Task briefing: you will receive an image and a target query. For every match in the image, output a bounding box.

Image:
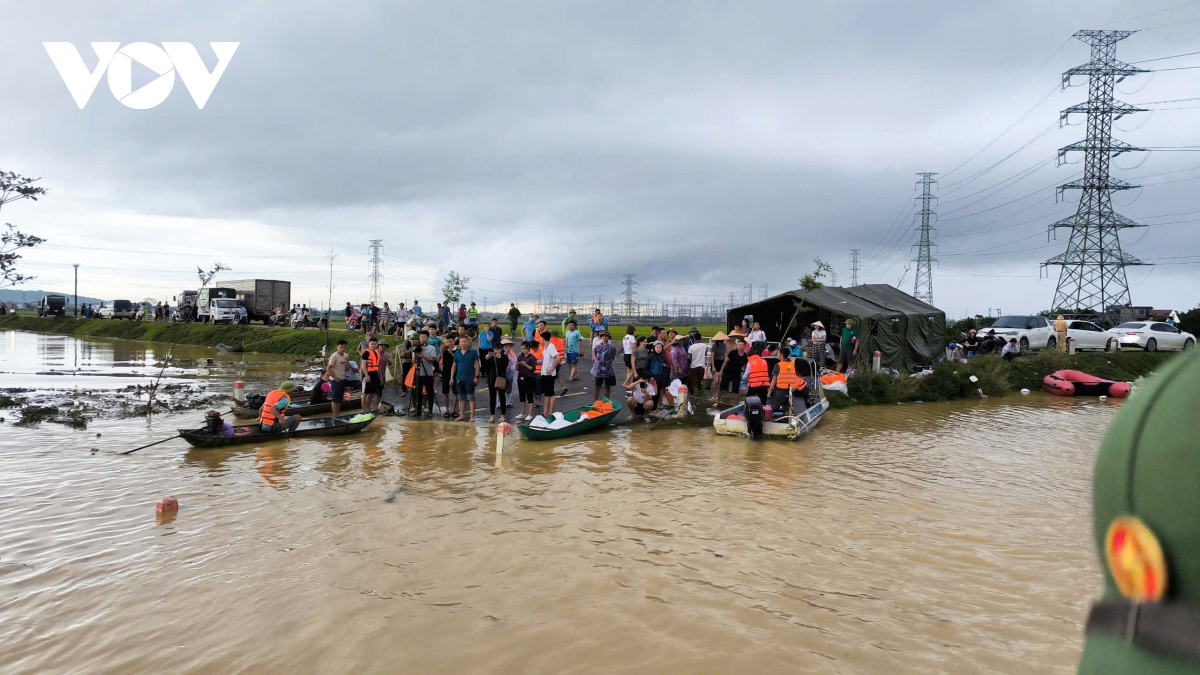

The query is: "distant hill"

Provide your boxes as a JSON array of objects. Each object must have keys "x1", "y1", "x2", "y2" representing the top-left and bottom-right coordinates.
[{"x1": 0, "y1": 289, "x2": 105, "y2": 305}]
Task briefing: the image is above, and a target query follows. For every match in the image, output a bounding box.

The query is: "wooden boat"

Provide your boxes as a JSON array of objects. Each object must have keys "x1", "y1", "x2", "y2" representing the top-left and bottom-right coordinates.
[
  {"x1": 517, "y1": 399, "x2": 622, "y2": 441},
  {"x1": 181, "y1": 412, "x2": 379, "y2": 448},
  {"x1": 713, "y1": 357, "x2": 829, "y2": 440},
  {"x1": 230, "y1": 394, "x2": 363, "y2": 419},
  {"x1": 216, "y1": 342, "x2": 243, "y2": 352}
]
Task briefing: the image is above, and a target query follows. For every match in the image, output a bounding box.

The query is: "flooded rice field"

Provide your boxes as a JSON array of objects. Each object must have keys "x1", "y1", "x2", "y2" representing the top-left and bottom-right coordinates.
[{"x1": 1, "y1": 330, "x2": 1108, "y2": 673}]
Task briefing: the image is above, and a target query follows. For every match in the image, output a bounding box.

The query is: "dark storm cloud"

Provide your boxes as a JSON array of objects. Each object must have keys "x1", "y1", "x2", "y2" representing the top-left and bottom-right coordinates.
[{"x1": 1, "y1": 0, "x2": 1197, "y2": 312}]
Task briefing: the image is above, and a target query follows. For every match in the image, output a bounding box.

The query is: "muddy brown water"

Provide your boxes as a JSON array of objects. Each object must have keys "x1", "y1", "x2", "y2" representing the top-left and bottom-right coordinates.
[{"x1": 1, "y1": 331, "x2": 1110, "y2": 673}]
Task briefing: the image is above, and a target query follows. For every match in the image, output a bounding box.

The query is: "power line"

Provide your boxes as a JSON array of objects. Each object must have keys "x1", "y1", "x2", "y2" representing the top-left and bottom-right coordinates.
[
  {"x1": 1130, "y1": 49, "x2": 1200, "y2": 63},
  {"x1": 1091, "y1": 0, "x2": 1200, "y2": 28}
]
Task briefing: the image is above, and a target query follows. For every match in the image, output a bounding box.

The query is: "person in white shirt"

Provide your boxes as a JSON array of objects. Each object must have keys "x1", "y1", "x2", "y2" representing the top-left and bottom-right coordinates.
[
  {"x1": 810, "y1": 321, "x2": 828, "y2": 371},
  {"x1": 1001, "y1": 338, "x2": 1021, "y2": 361},
  {"x1": 626, "y1": 378, "x2": 657, "y2": 422},
  {"x1": 686, "y1": 340, "x2": 709, "y2": 396},
  {"x1": 748, "y1": 322, "x2": 767, "y2": 355},
  {"x1": 539, "y1": 331, "x2": 562, "y2": 416},
  {"x1": 621, "y1": 325, "x2": 637, "y2": 387}
]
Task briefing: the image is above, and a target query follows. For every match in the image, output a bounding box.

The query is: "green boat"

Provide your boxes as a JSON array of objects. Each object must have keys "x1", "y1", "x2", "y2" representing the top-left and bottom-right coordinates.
[{"x1": 517, "y1": 399, "x2": 622, "y2": 441}]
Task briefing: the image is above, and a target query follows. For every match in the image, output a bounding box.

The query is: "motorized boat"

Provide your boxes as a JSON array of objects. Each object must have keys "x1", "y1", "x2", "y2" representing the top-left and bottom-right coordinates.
[
  {"x1": 229, "y1": 393, "x2": 363, "y2": 419},
  {"x1": 1042, "y1": 370, "x2": 1130, "y2": 398},
  {"x1": 713, "y1": 357, "x2": 829, "y2": 440}
]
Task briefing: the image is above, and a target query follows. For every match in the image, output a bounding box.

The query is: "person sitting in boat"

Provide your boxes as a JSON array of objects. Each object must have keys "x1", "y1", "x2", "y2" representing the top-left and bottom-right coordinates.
[
  {"x1": 309, "y1": 368, "x2": 332, "y2": 405},
  {"x1": 1001, "y1": 338, "x2": 1020, "y2": 361},
  {"x1": 260, "y1": 380, "x2": 302, "y2": 433},
  {"x1": 626, "y1": 378, "x2": 658, "y2": 422},
  {"x1": 768, "y1": 356, "x2": 808, "y2": 417}
]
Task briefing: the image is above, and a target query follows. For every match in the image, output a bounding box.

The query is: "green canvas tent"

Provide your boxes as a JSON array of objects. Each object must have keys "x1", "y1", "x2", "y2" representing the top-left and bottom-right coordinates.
[{"x1": 726, "y1": 284, "x2": 947, "y2": 370}]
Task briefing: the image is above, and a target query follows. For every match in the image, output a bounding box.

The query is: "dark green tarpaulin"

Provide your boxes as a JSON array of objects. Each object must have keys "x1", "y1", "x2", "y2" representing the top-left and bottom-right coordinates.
[{"x1": 726, "y1": 284, "x2": 947, "y2": 370}]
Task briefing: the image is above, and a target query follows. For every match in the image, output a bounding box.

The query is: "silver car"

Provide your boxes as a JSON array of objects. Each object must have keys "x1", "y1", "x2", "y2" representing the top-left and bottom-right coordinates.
[{"x1": 1109, "y1": 322, "x2": 1196, "y2": 352}]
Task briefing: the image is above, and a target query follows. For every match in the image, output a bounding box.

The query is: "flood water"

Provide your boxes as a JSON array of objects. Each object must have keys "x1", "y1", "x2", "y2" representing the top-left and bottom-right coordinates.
[{"x1": 1, "y1": 331, "x2": 1108, "y2": 674}]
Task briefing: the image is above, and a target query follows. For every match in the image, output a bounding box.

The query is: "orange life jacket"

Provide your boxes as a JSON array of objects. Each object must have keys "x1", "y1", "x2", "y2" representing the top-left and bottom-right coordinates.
[
  {"x1": 260, "y1": 390, "x2": 291, "y2": 428},
  {"x1": 775, "y1": 360, "x2": 808, "y2": 391},
  {"x1": 363, "y1": 349, "x2": 380, "y2": 373},
  {"x1": 747, "y1": 355, "x2": 770, "y2": 388},
  {"x1": 550, "y1": 337, "x2": 565, "y2": 354}
]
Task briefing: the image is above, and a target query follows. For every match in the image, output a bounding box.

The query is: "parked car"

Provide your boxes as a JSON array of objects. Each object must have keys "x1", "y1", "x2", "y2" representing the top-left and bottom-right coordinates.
[
  {"x1": 1061, "y1": 319, "x2": 1118, "y2": 352},
  {"x1": 982, "y1": 315, "x2": 1055, "y2": 354},
  {"x1": 1108, "y1": 322, "x2": 1196, "y2": 352}
]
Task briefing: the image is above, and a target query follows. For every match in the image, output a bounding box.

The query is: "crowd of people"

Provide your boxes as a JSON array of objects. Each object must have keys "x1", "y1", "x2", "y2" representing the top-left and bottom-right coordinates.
[{"x1": 305, "y1": 301, "x2": 866, "y2": 425}]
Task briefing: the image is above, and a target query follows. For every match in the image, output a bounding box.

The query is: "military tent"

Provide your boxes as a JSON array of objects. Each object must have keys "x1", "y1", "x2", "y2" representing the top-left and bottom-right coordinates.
[{"x1": 726, "y1": 284, "x2": 946, "y2": 370}]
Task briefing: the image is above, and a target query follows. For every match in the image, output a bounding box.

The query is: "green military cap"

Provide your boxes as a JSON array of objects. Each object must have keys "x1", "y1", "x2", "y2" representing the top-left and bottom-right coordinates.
[{"x1": 1080, "y1": 351, "x2": 1200, "y2": 673}]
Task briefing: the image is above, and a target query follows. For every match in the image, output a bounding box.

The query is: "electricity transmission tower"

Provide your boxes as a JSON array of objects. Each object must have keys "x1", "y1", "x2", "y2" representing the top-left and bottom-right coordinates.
[
  {"x1": 1042, "y1": 30, "x2": 1147, "y2": 315},
  {"x1": 912, "y1": 173, "x2": 937, "y2": 305},
  {"x1": 621, "y1": 274, "x2": 637, "y2": 317},
  {"x1": 368, "y1": 239, "x2": 384, "y2": 304},
  {"x1": 849, "y1": 249, "x2": 861, "y2": 286}
]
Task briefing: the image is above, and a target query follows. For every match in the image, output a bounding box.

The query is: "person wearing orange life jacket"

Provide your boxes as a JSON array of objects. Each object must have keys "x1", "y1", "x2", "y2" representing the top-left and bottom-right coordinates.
[
  {"x1": 745, "y1": 352, "x2": 771, "y2": 403},
  {"x1": 769, "y1": 357, "x2": 809, "y2": 416},
  {"x1": 361, "y1": 337, "x2": 383, "y2": 412},
  {"x1": 260, "y1": 380, "x2": 302, "y2": 433}
]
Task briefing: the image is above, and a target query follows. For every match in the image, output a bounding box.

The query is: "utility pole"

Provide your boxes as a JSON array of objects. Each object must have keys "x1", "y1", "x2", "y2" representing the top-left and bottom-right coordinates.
[
  {"x1": 849, "y1": 249, "x2": 861, "y2": 286},
  {"x1": 1042, "y1": 30, "x2": 1147, "y2": 317},
  {"x1": 912, "y1": 172, "x2": 938, "y2": 306},
  {"x1": 621, "y1": 274, "x2": 637, "y2": 317},
  {"x1": 368, "y1": 239, "x2": 384, "y2": 304},
  {"x1": 73, "y1": 263, "x2": 79, "y2": 316}
]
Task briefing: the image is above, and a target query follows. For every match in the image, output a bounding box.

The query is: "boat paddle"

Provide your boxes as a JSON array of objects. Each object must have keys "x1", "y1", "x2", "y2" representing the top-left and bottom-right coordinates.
[{"x1": 120, "y1": 434, "x2": 182, "y2": 455}]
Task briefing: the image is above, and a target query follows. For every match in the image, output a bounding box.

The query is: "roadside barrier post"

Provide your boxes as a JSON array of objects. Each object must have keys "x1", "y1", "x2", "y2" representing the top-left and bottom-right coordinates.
[{"x1": 872, "y1": 351, "x2": 881, "y2": 372}]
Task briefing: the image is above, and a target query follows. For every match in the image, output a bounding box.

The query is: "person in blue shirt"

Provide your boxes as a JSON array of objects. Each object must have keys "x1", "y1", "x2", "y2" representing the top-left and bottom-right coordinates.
[
  {"x1": 411, "y1": 300, "x2": 422, "y2": 320},
  {"x1": 564, "y1": 320, "x2": 583, "y2": 382},
  {"x1": 523, "y1": 314, "x2": 539, "y2": 343},
  {"x1": 449, "y1": 336, "x2": 480, "y2": 421},
  {"x1": 589, "y1": 309, "x2": 608, "y2": 337}
]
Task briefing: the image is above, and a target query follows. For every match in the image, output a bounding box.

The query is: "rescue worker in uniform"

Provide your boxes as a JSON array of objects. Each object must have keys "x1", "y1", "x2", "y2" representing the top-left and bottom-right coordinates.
[
  {"x1": 361, "y1": 337, "x2": 382, "y2": 412},
  {"x1": 260, "y1": 380, "x2": 301, "y2": 433},
  {"x1": 745, "y1": 351, "x2": 771, "y2": 403},
  {"x1": 1079, "y1": 350, "x2": 1200, "y2": 673},
  {"x1": 767, "y1": 356, "x2": 809, "y2": 416}
]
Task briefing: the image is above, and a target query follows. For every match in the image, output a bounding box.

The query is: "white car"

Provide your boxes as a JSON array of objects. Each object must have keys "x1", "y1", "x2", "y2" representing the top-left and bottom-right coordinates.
[
  {"x1": 1061, "y1": 319, "x2": 1119, "y2": 352},
  {"x1": 986, "y1": 315, "x2": 1056, "y2": 354},
  {"x1": 1109, "y1": 322, "x2": 1196, "y2": 352}
]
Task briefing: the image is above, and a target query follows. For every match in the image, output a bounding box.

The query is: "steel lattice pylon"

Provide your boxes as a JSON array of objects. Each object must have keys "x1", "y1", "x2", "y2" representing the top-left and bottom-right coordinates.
[
  {"x1": 621, "y1": 274, "x2": 637, "y2": 317},
  {"x1": 368, "y1": 239, "x2": 384, "y2": 304},
  {"x1": 1042, "y1": 30, "x2": 1147, "y2": 315},
  {"x1": 848, "y1": 249, "x2": 860, "y2": 286},
  {"x1": 912, "y1": 173, "x2": 937, "y2": 305}
]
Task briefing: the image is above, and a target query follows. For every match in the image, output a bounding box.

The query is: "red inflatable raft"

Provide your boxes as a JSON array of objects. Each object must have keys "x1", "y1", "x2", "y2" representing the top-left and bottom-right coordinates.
[{"x1": 1042, "y1": 370, "x2": 1131, "y2": 398}]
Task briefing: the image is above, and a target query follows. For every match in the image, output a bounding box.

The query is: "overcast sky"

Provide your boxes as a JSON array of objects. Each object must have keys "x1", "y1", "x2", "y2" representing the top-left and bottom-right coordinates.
[{"x1": 2, "y1": 0, "x2": 1198, "y2": 317}]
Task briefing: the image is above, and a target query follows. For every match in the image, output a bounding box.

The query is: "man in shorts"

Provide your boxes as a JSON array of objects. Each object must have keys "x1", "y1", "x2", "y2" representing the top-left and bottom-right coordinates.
[
  {"x1": 590, "y1": 330, "x2": 618, "y2": 402},
  {"x1": 626, "y1": 379, "x2": 657, "y2": 422},
  {"x1": 327, "y1": 339, "x2": 352, "y2": 416},
  {"x1": 564, "y1": 320, "x2": 583, "y2": 382},
  {"x1": 539, "y1": 330, "x2": 562, "y2": 417},
  {"x1": 449, "y1": 336, "x2": 479, "y2": 422}
]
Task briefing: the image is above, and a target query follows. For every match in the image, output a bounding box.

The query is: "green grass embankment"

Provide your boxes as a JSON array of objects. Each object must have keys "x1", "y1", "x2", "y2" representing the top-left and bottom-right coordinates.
[
  {"x1": 829, "y1": 350, "x2": 1180, "y2": 408},
  {"x1": 0, "y1": 316, "x2": 359, "y2": 356}
]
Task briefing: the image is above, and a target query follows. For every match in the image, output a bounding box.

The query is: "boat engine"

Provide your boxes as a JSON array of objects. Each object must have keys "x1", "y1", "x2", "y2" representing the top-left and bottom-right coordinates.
[{"x1": 744, "y1": 396, "x2": 765, "y2": 440}]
